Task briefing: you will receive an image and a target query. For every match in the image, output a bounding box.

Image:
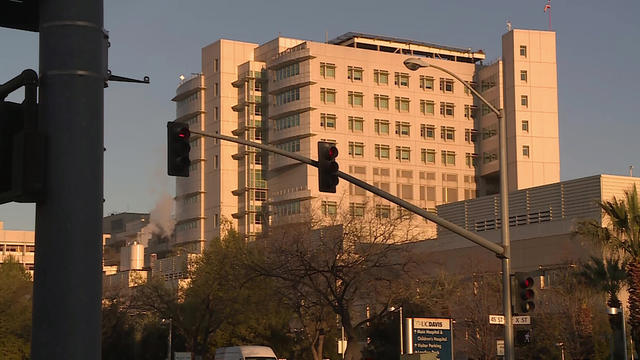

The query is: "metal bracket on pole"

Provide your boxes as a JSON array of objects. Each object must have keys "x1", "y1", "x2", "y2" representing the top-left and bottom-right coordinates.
[{"x1": 105, "y1": 70, "x2": 150, "y2": 86}]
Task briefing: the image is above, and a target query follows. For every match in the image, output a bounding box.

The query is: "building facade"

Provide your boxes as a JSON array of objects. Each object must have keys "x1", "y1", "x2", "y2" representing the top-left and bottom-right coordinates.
[
  {"x1": 172, "y1": 29, "x2": 560, "y2": 246},
  {"x1": 0, "y1": 221, "x2": 35, "y2": 276}
]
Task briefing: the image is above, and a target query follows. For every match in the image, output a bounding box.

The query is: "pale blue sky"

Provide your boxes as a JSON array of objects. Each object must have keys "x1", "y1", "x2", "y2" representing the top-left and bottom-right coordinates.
[{"x1": 1, "y1": 0, "x2": 639, "y2": 230}]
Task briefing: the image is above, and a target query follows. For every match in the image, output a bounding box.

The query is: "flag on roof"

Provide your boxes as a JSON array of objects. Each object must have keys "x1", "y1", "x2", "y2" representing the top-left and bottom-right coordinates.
[{"x1": 544, "y1": 1, "x2": 551, "y2": 12}]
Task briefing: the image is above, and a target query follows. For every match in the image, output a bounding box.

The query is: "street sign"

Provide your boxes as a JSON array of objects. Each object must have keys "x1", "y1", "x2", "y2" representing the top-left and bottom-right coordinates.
[
  {"x1": 407, "y1": 317, "x2": 453, "y2": 360},
  {"x1": 489, "y1": 315, "x2": 531, "y2": 325},
  {"x1": 497, "y1": 339, "x2": 505, "y2": 356}
]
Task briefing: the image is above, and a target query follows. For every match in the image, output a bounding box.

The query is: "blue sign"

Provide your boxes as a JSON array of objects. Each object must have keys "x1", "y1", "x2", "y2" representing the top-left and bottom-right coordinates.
[{"x1": 409, "y1": 317, "x2": 453, "y2": 360}]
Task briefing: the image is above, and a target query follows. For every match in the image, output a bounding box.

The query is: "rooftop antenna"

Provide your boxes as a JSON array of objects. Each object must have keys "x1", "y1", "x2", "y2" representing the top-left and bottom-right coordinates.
[
  {"x1": 325, "y1": 31, "x2": 328, "y2": 43},
  {"x1": 544, "y1": 0, "x2": 552, "y2": 30},
  {"x1": 630, "y1": 165, "x2": 634, "y2": 177},
  {"x1": 506, "y1": 20, "x2": 512, "y2": 32}
]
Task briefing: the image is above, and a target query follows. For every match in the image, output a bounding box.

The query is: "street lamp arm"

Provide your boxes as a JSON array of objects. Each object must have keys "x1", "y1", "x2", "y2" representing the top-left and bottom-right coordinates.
[{"x1": 403, "y1": 58, "x2": 500, "y2": 117}]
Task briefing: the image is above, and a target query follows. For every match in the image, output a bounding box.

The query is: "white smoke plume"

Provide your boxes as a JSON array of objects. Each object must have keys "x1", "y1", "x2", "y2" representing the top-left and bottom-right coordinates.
[{"x1": 139, "y1": 193, "x2": 176, "y2": 246}]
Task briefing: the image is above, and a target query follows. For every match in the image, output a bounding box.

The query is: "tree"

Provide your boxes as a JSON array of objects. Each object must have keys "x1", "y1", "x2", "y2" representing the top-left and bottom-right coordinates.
[
  {"x1": 577, "y1": 255, "x2": 628, "y2": 359},
  {"x1": 576, "y1": 185, "x2": 640, "y2": 355},
  {"x1": 258, "y1": 204, "x2": 426, "y2": 360},
  {"x1": 0, "y1": 257, "x2": 32, "y2": 360},
  {"x1": 133, "y1": 230, "x2": 293, "y2": 359}
]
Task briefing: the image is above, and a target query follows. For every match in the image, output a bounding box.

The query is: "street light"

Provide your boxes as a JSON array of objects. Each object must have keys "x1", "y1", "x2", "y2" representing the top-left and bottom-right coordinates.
[
  {"x1": 162, "y1": 318, "x2": 172, "y2": 360},
  {"x1": 404, "y1": 57, "x2": 514, "y2": 360},
  {"x1": 389, "y1": 306, "x2": 404, "y2": 355}
]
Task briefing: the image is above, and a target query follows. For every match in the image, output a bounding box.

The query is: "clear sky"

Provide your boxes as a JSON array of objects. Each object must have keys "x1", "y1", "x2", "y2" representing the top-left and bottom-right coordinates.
[{"x1": 1, "y1": 0, "x2": 639, "y2": 230}]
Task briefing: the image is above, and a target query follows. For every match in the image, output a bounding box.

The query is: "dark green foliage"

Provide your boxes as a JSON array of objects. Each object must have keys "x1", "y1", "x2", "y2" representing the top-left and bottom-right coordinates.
[{"x1": 0, "y1": 257, "x2": 32, "y2": 360}]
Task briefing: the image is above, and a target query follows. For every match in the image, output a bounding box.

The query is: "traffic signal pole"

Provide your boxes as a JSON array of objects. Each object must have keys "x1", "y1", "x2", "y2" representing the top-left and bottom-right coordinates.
[{"x1": 32, "y1": 0, "x2": 104, "y2": 358}]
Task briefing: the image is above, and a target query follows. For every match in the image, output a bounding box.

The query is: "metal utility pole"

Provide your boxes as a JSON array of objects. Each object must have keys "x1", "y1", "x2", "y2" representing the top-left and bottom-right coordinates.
[
  {"x1": 32, "y1": 0, "x2": 105, "y2": 359},
  {"x1": 403, "y1": 58, "x2": 514, "y2": 360}
]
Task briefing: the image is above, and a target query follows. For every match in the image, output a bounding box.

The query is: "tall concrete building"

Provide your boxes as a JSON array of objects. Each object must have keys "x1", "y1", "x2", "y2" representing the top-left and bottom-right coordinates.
[{"x1": 172, "y1": 29, "x2": 560, "y2": 247}]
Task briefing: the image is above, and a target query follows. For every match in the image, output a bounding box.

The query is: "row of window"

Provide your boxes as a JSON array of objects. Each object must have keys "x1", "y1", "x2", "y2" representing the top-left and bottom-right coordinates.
[
  {"x1": 316, "y1": 114, "x2": 477, "y2": 142},
  {"x1": 276, "y1": 62, "x2": 300, "y2": 81},
  {"x1": 1, "y1": 244, "x2": 36, "y2": 253},
  {"x1": 347, "y1": 144, "x2": 477, "y2": 168},
  {"x1": 317, "y1": 88, "x2": 472, "y2": 117},
  {"x1": 275, "y1": 88, "x2": 300, "y2": 106},
  {"x1": 317, "y1": 62, "x2": 466, "y2": 94}
]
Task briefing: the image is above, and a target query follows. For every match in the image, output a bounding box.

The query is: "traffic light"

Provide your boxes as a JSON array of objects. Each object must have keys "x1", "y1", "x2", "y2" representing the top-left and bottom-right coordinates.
[
  {"x1": 516, "y1": 329, "x2": 532, "y2": 346},
  {"x1": 167, "y1": 121, "x2": 191, "y2": 177},
  {"x1": 0, "y1": 70, "x2": 44, "y2": 205},
  {"x1": 513, "y1": 272, "x2": 536, "y2": 314},
  {"x1": 318, "y1": 141, "x2": 339, "y2": 193}
]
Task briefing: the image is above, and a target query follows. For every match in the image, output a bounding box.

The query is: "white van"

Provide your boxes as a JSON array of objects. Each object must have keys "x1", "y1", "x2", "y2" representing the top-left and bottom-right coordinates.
[{"x1": 214, "y1": 345, "x2": 278, "y2": 360}]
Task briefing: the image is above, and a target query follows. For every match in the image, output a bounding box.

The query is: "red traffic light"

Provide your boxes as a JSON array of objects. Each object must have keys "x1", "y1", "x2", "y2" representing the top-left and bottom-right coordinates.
[
  {"x1": 178, "y1": 128, "x2": 190, "y2": 138},
  {"x1": 328, "y1": 146, "x2": 338, "y2": 159},
  {"x1": 521, "y1": 277, "x2": 534, "y2": 288}
]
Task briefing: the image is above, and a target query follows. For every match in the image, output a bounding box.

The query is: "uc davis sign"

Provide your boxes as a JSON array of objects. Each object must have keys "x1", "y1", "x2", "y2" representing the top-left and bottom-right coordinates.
[{"x1": 405, "y1": 317, "x2": 453, "y2": 360}]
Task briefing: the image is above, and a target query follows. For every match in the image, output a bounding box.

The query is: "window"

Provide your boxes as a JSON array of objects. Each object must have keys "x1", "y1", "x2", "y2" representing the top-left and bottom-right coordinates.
[
  {"x1": 440, "y1": 126, "x2": 455, "y2": 141},
  {"x1": 395, "y1": 146, "x2": 411, "y2": 161},
  {"x1": 320, "y1": 62, "x2": 336, "y2": 78},
  {"x1": 348, "y1": 116, "x2": 364, "y2": 132},
  {"x1": 523, "y1": 145, "x2": 530, "y2": 158},
  {"x1": 276, "y1": 139, "x2": 301, "y2": 153},
  {"x1": 394, "y1": 72, "x2": 409, "y2": 87},
  {"x1": 254, "y1": 104, "x2": 262, "y2": 116},
  {"x1": 348, "y1": 142, "x2": 364, "y2": 157},
  {"x1": 397, "y1": 184, "x2": 413, "y2": 200},
  {"x1": 481, "y1": 76, "x2": 497, "y2": 91},
  {"x1": 275, "y1": 88, "x2": 300, "y2": 106},
  {"x1": 420, "y1": 100, "x2": 435, "y2": 115},
  {"x1": 440, "y1": 78, "x2": 454, "y2": 93},
  {"x1": 374, "y1": 119, "x2": 389, "y2": 135},
  {"x1": 521, "y1": 95, "x2": 528, "y2": 107},
  {"x1": 250, "y1": 169, "x2": 266, "y2": 188},
  {"x1": 440, "y1": 102, "x2": 455, "y2": 117},
  {"x1": 482, "y1": 124, "x2": 497, "y2": 139},
  {"x1": 214, "y1": 58, "x2": 219, "y2": 72},
  {"x1": 464, "y1": 105, "x2": 476, "y2": 119},
  {"x1": 376, "y1": 204, "x2": 391, "y2": 218},
  {"x1": 420, "y1": 75, "x2": 434, "y2": 90},
  {"x1": 214, "y1": 82, "x2": 219, "y2": 97},
  {"x1": 421, "y1": 149, "x2": 436, "y2": 164},
  {"x1": 442, "y1": 187, "x2": 458, "y2": 203},
  {"x1": 252, "y1": 152, "x2": 262, "y2": 165},
  {"x1": 348, "y1": 91, "x2": 364, "y2": 107},
  {"x1": 522, "y1": 120, "x2": 529, "y2": 132},
  {"x1": 375, "y1": 144, "x2": 390, "y2": 159},
  {"x1": 252, "y1": 190, "x2": 267, "y2": 202},
  {"x1": 520, "y1": 70, "x2": 528, "y2": 82},
  {"x1": 520, "y1": 45, "x2": 527, "y2": 57},
  {"x1": 464, "y1": 129, "x2": 477, "y2": 143},
  {"x1": 374, "y1": 69, "x2": 389, "y2": 85},
  {"x1": 483, "y1": 152, "x2": 497, "y2": 164},
  {"x1": 254, "y1": 80, "x2": 262, "y2": 92},
  {"x1": 275, "y1": 113, "x2": 300, "y2": 130},
  {"x1": 348, "y1": 66, "x2": 363, "y2": 81},
  {"x1": 441, "y1": 151, "x2": 456, "y2": 166},
  {"x1": 322, "y1": 201, "x2": 338, "y2": 216},
  {"x1": 276, "y1": 62, "x2": 300, "y2": 80},
  {"x1": 374, "y1": 94, "x2": 389, "y2": 110},
  {"x1": 320, "y1": 88, "x2": 336, "y2": 104},
  {"x1": 276, "y1": 200, "x2": 301, "y2": 216},
  {"x1": 420, "y1": 124, "x2": 436, "y2": 139},
  {"x1": 350, "y1": 203, "x2": 365, "y2": 217},
  {"x1": 395, "y1": 97, "x2": 410, "y2": 112},
  {"x1": 320, "y1": 113, "x2": 336, "y2": 129},
  {"x1": 395, "y1": 122, "x2": 410, "y2": 137},
  {"x1": 465, "y1": 153, "x2": 478, "y2": 168},
  {"x1": 252, "y1": 128, "x2": 262, "y2": 141}
]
